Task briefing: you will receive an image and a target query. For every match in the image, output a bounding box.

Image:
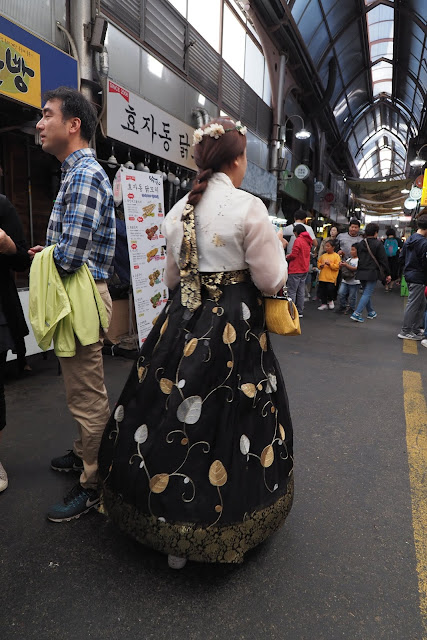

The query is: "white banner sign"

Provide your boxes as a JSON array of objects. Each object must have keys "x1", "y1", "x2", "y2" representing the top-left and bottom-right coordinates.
[
  {"x1": 106, "y1": 79, "x2": 197, "y2": 171},
  {"x1": 121, "y1": 168, "x2": 168, "y2": 345}
]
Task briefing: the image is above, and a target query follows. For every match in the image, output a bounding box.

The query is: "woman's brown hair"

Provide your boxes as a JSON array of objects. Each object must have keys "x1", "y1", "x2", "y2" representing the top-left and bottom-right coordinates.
[{"x1": 187, "y1": 117, "x2": 247, "y2": 207}]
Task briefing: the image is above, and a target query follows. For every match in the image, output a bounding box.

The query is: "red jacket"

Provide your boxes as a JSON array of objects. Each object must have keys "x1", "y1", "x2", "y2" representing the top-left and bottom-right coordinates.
[{"x1": 286, "y1": 231, "x2": 313, "y2": 274}]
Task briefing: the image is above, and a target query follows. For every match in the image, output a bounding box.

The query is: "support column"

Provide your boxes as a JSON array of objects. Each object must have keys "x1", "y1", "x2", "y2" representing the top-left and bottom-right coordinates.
[{"x1": 69, "y1": 0, "x2": 93, "y2": 102}]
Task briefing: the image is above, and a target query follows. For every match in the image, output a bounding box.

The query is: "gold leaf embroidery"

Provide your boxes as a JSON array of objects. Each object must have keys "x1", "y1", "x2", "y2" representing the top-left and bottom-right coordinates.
[
  {"x1": 261, "y1": 445, "x2": 274, "y2": 468},
  {"x1": 160, "y1": 378, "x2": 174, "y2": 394},
  {"x1": 183, "y1": 338, "x2": 198, "y2": 357},
  {"x1": 279, "y1": 424, "x2": 285, "y2": 441},
  {"x1": 223, "y1": 323, "x2": 236, "y2": 344},
  {"x1": 160, "y1": 317, "x2": 169, "y2": 335},
  {"x1": 209, "y1": 460, "x2": 228, "y2": 487},
  {"x1": 212, "y1": 233, "x2": 225, "y2": 247},
  {"x1": 260, "y1": 333, "x2": 267, "y2": 351},
  {"x1": 241, "y1": 383, "x2": 256, "y2": 398},
  {"x1": 150, "y1": 473, "x2": 169, "y2": 494},
  {"x1": 137, "y1": 366, "x2": 146, "y2": 382}
]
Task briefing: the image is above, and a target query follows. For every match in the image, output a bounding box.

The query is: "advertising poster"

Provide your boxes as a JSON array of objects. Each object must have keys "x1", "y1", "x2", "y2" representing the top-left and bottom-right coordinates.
[{"x1": 121, "y1": 168, "x2": 167, "y2": 344}]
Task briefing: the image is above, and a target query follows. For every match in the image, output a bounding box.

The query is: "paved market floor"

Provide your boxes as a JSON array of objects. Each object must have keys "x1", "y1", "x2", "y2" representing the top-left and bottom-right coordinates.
[{"x1": 1, "y1": 285, "x2": 426, "y2": 640}]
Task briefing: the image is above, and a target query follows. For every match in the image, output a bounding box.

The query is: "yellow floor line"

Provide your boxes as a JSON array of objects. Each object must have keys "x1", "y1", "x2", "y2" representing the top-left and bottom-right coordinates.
[
  {"x1": 403, "y1": 371, "x2": 427, "y2": 639},
  {"x1": 404, "y1": 340, "x2": 419, "y2": 355}
]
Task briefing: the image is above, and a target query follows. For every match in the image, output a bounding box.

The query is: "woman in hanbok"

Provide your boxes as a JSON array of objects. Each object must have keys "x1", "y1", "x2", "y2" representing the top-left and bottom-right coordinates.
[{"x1": 99, "y1": 118, "x2": 294, "y2": 568}]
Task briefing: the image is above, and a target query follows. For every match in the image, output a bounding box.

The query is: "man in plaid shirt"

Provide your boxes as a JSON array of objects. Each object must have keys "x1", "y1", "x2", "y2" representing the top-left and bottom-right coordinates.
[{"x1": 30, "y1": 87, "x2": 116, "y2": 522}]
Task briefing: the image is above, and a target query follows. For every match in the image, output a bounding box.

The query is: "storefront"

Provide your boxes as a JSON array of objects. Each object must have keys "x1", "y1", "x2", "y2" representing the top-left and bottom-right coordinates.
[{"x1": 0, "y1": 14, "x2": 78, "y2": 357}]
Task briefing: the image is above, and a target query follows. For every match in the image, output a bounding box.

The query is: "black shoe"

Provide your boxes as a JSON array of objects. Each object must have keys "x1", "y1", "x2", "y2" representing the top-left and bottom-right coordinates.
[
  {"x1": 51, "y1": 450, "x2": 83, "y2": 473},
  {"x1": 334, "y1": 307, "x2": 345, "y2": 314},
  {"x1": 47, "y1": 484, "x2": 100, "y2": 522}
]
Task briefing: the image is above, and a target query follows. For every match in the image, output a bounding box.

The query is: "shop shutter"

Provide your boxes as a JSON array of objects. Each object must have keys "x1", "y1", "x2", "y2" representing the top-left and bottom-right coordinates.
[
  {"x1": 241, "y1": 83, "x2": 257, "y2": 131},
  {"x1": 257, "y1": 98, "x2": 272, "y2": 142},
  {"x1": 188, "y1": 27, "x2": 220, "y2": 101},
  {"x1": 101, "y1": 0, "x2": 142, "y2": 37},
  {"x1": 221, "y1": 62, "x2": 241, "y2": 119},
  {"x1": 144, "y1": 0, "x2": 186, "y2": 71}
]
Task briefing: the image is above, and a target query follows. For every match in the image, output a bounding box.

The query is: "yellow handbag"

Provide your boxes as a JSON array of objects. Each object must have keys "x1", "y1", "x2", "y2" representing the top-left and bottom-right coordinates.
[{"x1": 264, "y1": 287, "x2": 301, "y2": 336}]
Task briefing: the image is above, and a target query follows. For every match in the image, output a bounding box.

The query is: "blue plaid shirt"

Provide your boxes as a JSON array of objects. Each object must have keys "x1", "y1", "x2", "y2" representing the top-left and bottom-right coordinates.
[{"x1": 46, "y1": 148, "x2": 116, "y2": 280}]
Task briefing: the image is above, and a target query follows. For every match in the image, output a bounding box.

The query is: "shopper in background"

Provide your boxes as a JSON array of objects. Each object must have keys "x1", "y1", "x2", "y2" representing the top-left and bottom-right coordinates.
[
  {"x1": 286, "y1": 223, "x2": 313, "y2": 317},
  {"x1": 336, "y1": 219, "x2": 363, "y2": 259},
  {"x1": 0, "y1": 195, "x2": 31, "y2": 492},
  {"x1": 335, "y1": 244, "x2": 360, "y2": 314},
  {"x1": 383, "y1": 228, "x2": 402, "y2": 291},
  {"x1": 398, "y1": 215, "x2": 427, "y2": 340},
  {"x1": 282, "y1": 208, "x2": 317, "y2": 255},
  {"x1": 350, "y1": 222, "x2": 390, "y2": 323},
  {"x1": 318, "y1": 225, "x2": 339, "y2": 257},
  {"x1": 317, "y1": 240, "x2": 341, "y2": 310}
]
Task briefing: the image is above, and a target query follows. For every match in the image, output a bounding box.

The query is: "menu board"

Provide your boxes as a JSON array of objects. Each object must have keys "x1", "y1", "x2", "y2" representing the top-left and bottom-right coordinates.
[{"x1": 121, "y1": 168, "x2": 167, "y2": 344}]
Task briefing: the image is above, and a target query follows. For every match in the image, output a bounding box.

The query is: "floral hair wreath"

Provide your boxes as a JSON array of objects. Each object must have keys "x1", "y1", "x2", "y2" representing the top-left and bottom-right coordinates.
[{"x1": 192, "y1": 121, "x2": 247, "y2": 146}]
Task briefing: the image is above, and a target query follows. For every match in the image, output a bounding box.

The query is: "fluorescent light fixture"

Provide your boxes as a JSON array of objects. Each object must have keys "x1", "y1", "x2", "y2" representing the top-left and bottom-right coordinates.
[
  {"x1": 148, "y1": 54, "x2": 163, "y2": 78},
  {"x1": 401, "y1": 188, "x2": 410, "y2": 194},
  {"x1": 198, "y1": 93, "x2": 206, "y2": 106},
  {"x1": 295, "y1": 128, "x2": 311, "y2": 140},
  {"x1": 409, "y1": 156, "x2": 426, "y2": 167}
]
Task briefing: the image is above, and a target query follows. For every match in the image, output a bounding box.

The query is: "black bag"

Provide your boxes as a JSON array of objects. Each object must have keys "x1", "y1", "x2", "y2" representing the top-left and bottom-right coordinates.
[{"x1": 364, "y1": 239, "x2": 387, "y2": 281}]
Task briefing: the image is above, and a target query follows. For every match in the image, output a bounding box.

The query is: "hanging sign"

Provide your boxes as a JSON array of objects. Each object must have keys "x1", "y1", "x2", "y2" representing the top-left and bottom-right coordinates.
[
  {"x1": 410, "y1": 185, "x2": 422, "y2": 201},
  {"x1": 121, "y1": 168, "x2": 167, "y2": 344},
  {"x1": 295, "y1": 164, "x2": 309, "y2": 180},
  {"x1": 314, "y1": 181, "x2": 324, "y2": 194},
  {"x1": 324, "y1": 191, "x2": 335, "y2": 204},
  {"x1": 422, "y1": 169, "x2": 427, "y2": 207},
  {"x1": 0, "y1": 15, "x2": 77, "y2": 108},
  {"x1": 106, "y1": 80, "x2": 197, "y2": 171}
]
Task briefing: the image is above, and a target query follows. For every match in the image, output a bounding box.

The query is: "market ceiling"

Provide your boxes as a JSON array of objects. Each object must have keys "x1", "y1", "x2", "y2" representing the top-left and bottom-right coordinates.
[{"x1": 248, "y1": 0, "x2": 427, "y2": 180}]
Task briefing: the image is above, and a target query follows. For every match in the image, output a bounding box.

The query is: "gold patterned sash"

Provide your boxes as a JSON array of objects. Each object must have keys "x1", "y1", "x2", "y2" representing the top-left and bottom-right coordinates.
[{"x1": 178, "y1": 202, "x2": 249, "y2": 311}]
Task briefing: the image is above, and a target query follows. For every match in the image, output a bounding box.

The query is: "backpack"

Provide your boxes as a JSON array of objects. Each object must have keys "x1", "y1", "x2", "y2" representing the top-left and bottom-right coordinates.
[{"x1": 384, "y1": 238, "x2": 399, "y2": 257}]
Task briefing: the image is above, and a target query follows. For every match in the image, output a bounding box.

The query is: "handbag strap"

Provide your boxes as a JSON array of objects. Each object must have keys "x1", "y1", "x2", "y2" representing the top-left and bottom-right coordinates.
[{"x1": 364, "y1": 238, "x2": 381, "y2": 272}]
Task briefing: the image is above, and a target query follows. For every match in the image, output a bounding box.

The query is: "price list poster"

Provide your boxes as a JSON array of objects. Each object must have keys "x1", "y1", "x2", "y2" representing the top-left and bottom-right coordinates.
[{"x1": 121, "y1": 168, "x2": 167, "y2": 344}]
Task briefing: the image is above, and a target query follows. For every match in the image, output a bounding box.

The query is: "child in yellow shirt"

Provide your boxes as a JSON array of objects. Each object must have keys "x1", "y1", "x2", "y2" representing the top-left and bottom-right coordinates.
[{"x1": 317, "y1": 240, "x2": 341, "y2": 310}]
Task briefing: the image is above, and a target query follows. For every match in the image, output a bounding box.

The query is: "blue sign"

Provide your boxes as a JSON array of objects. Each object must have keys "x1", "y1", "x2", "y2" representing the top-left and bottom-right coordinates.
[{"x1": 0, "y1": 13, "x2": 78, "y2": 107}]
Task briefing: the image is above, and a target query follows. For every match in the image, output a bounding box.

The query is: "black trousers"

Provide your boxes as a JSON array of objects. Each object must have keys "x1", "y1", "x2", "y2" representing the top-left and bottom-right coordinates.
[
  {"x1": 318, "y1": 281, "x2": 336, "y2": 304},
  {"x1": 0, "y1": 351, "x2": 7, "y2": 430}
]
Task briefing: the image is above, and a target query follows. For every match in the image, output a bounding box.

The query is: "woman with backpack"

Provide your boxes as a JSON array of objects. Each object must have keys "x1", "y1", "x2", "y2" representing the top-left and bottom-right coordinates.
[{"x1": 383, "y1": 228, "x2": 402, "y2": 291}]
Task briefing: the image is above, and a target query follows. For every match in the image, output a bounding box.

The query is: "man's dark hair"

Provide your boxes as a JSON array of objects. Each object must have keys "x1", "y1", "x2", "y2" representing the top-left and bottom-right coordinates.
[
  {"x1": 385, "y1": 227, "x2": 396, "y2": 237},
  {"x1": 293, "y1": 224, "x2": 306, "y2": 236},
  {"x1": 294, "y1": 209, "x2": 308, "y2": 221},
  {"x1": 42, "y1": 86, "x2": 97, "y2": 143},
  {"x1": 416, "y1": 214, "x2": 427, "y2": 230},
  {"x1": 365, "y1": 222, "x2": 379, "y2": 236},
  {"x1": 349, "y1": 218, "x2": 361, "y2": 227}
]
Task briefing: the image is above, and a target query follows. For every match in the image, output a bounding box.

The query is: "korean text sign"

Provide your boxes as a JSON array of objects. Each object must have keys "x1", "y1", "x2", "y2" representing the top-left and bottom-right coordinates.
[
  {"x1": 0, "y1": 15, "x2": 78, "y2": 107},
  {"x1": 107, "y1": 80, "x2": 197, "y2": 171},
  {"x1": 121, "y1": 168, "x2": 167, "y2": 344},
  {"x1": 0, "y1": 33, "x2": 40, "y2": 107}
]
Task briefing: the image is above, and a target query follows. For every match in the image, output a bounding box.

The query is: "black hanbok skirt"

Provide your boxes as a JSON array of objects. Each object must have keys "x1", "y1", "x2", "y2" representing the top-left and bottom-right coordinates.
[{"x1": 99, "y1": 275, "x2": 294, "y2": 563}]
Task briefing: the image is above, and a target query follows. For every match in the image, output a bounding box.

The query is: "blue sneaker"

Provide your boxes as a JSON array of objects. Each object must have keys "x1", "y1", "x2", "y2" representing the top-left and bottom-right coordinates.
[
  {"x1": 367, "y1": 311, "x2": 377, "y2": 319},
  {"x1": 350, "y1": 312, "x2": 364, "y2": 323},
  {"x1": 47, "y1": 483, "x2": 99, "y2": 522},
  {"x1": 51, "y1": 449, "x2": 83, "y2": 473}
]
